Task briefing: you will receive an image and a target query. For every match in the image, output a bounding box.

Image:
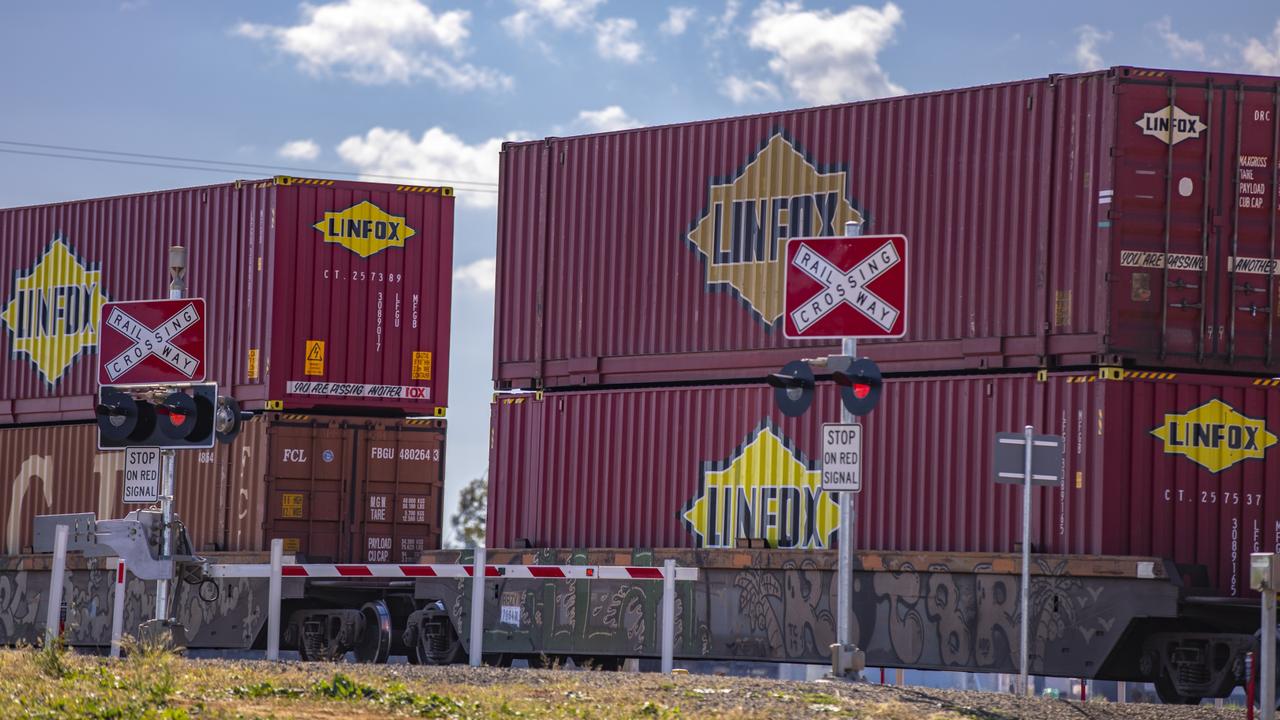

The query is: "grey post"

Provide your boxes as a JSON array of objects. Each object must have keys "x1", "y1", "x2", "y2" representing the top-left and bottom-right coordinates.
[
  {"x1": 661, "y1": 558, "x2": 676, "y2": 673},
  {"x1": 110, "y1": 559, "x2": 127, "y2": 658},
  {"x1": 836, "y1": 219, "x2": 862, "y2": 654},
  {"x1": 469, "y1": 546, "x2": 486, "y2": 667},
  {"x1": 44, "y1": 524, "x2": 69, "y2": 648},
  {"x1": 266, "y1": 538, "x2": 283, "y2": 661},
  {"x1": 1020, "y1": 424, "x2": 1033, "y2": 696},
  {"x1": 1266, "y1": 585, "x2": 1276, "y2": 720},
  {"x1": 155, "y1": 245, "x2": 187, "y2": 624}
]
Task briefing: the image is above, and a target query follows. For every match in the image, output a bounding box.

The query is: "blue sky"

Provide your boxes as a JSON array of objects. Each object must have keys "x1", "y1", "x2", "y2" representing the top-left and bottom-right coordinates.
[{"x1": 2, "y1": 0, "x2": 1279, "y2": 544}]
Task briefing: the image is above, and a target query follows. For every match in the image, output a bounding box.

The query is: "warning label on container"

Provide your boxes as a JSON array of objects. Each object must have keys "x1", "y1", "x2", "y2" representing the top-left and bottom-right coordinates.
[
  {"x1": 411, "y1": 351, "x2": 432, "y2": 380},
  {"x1": 282, "y1": 538, "x2": 300, "y2": 553},
  {"x1": 304, "y1": 340, "x2": 325, "y2": 376},
  {"x1": 287, "y1": 381, "x2": 430, "y2": 400},
  {"x1": 247, "y1": 348, "x2": 260, "y2": 380},
  {"x1": 280, "y1": 493, "x2": 304, "y2": 519},
  {"x1": 1119, "y1": 251, "x2": 1206, "y2": 271}
]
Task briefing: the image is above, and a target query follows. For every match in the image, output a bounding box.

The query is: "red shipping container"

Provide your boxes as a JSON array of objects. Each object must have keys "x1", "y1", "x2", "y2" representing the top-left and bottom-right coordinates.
[
  {"x1": 488, "y1": 372, "x2": 1280, "y2": 598},
  {"x1": 0, "y1": 413, "x2": 445, "y2": 561},
  {"x1": 495, "y1": 66, "x2": 1280, "y2": 389},
  {"x1": 0, "y1": 177, "x2": 453, "y2": 422}
]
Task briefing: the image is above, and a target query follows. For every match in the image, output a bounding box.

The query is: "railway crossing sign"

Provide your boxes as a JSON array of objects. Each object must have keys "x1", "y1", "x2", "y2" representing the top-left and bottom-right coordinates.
[
  {"x1": 783, "y1": 235, "x2": 908, "y2": 339},
  {"x1": 97, "y1": 298, "x2": 207, "y2": 386},
  {"x1": 123, "y1": 447, "x2": 161, "y2": 504}
]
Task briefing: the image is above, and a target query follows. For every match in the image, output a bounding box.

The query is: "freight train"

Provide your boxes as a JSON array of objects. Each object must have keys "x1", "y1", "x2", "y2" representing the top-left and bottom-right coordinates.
[{"x1": 2, "y1": 65, "x2": 1280, "y2": 705}]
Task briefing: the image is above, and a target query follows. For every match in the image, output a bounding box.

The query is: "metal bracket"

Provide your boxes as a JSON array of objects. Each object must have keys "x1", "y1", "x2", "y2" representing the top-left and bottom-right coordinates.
[{"x1": 33, "y1": 510, "x2": 199, "y2": 581}]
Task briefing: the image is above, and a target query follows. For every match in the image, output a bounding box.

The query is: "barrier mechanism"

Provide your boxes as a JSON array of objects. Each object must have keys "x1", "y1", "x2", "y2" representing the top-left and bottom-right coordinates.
[{"x1": 207, "y1": 555, "x2": 699, "y2": 668}]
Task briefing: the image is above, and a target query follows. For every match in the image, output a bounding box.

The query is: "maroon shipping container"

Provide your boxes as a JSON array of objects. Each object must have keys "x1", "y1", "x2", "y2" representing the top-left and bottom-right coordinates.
[
  {"x1": 0, "y1": 413, "x2": 445, "y2": 562},
  {"x1": 495, "y1": 66, "x2": 1280, "y2": 388},
  {"x1": 0, "y1": 176, "x2": 453, "y2": 423},
  {"x1": 488, "y1": 371, "x2": 1280, "y2": 598}
]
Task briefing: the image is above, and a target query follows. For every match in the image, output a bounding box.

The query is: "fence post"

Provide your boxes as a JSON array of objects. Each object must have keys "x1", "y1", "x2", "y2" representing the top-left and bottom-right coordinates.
[
  {"x1": 661, "y1": 559, "x2": 676, "y2": 674},
  {"x1": 110, "y1": 559, "x2": 127, "y2": 658},
  {"x1": 469, "y1": 547, "x2": 486, "y2": 667},
  {"x1": 44, "y1": 525, "x2": 69, "y2": 649},
  {"x1": 266, "y1": 538, "x2": 282, "y2": 661}
]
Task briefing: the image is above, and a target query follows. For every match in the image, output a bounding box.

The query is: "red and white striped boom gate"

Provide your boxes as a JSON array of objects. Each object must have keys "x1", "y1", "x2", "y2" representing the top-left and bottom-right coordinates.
[{"x1": 207, "y1": 544, "x2": 697, "y2": 672}]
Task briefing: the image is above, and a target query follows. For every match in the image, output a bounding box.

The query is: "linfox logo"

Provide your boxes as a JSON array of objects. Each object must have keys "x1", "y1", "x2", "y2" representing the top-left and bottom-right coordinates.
[
  {"x1": 685, "y1": 132, "x2": 864, "y2": 324},
  {"x1": 313, "y1": 201, "x2": 416, "y2": 258},
  {"x1": 681, "y1": 424, "x2": 839, "y2": 549},
  {"x1": 1150, "y1": 399, "x2": 1277, "y2": 473},
  {"x1": 1136, "y1": 105, "x2": 1207, "y2": 146},
  {"x1": 0, "y1": 236, "x2": 109, "y2": 386}
]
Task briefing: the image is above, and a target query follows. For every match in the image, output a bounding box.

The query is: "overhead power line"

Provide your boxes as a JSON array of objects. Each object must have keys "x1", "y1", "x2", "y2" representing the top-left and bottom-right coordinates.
[{"x1": 0, "y1": 139, "x2": 499, "y2": 192}]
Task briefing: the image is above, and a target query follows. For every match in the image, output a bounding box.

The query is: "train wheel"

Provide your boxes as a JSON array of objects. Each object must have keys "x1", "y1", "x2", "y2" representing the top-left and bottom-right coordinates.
[
  {"x1": 1154, "y1": 671, "x2": 1201, "y2": 705},
  {"x1": 415, "y1": 614, "x2": 464, "y2": 665},
  {"x1": 353, "y1": 601, "x2": 392, "y2": 664}
]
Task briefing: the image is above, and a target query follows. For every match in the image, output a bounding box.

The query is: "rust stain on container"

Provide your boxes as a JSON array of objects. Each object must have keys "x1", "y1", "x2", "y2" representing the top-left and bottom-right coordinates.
[
  {"x1": 0, "y1": 177, "x2": 453, "y2": 422},
  {"x1": 495, "y1": 66, "x2": 1280, "y2": 388},
  {"x1": 0, "y1": 414, "x2": 444, "y2": 562},
  {"x1": 489, "y1": 371, "x2": 1280, "y2": 598}
]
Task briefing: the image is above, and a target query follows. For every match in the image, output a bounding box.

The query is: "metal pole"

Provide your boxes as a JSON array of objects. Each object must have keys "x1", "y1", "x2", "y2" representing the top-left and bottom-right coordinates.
[
  {"x1": 1264, "y1": 588, "x2": 1276, "y2": 720},
  {"x1": 1116, "y1": 680, "x2": 1126, "y2": 704},
  {"x1": 156, "y1": 245, "x2": 186, "y2": 625},
  {"x1": 661, "y1": 558, "x2": 676, "y2": 673},
  {"x1": 837, "y1": 219, "x2": 862, "y2": 655},
  {"x1": 469, "y1": 547, "x2": 486, "y2": 667},
  {"x1": 266, "y1": 538, "x2": 282, "y2": 661},
  {"x1": 44, "y1": 524, "x2": 68, "y2": 649},
  {"x1": 1020, "y1": 424, "x2": 1033, "y2": 697},
  {"x1": 110, "y1": 559, "x2": 127, "y2": 659}
]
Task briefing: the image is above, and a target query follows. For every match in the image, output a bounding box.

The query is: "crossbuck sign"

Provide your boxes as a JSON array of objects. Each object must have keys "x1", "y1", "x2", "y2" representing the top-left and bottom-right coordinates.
[
  {"x1": 782, "y1": 235, "x2": 908, "y2": 340},
  {"x1": 97, "y1": 298, "x2": 207, "y2": 386}
]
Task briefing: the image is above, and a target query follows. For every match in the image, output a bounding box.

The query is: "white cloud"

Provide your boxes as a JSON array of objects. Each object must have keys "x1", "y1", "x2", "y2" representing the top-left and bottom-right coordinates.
[
  {"x1": 337, "y1": 127, "x2": 528, "y2": 208},
  {"x1": 1154, "y1": 17, "x2": 1205, "y2": 62},
  {"x1": 502, "y1": 0, "x2": 602, "y2": 37},
  {"x1": 661, "y1": 6, "x2": 696, "y2": 36},
  {"x1": 454, "y1": 257, "x2": 496, "y2": 292},
  {"x1": 235, "y1": 0, "x2": 509, "y2": 90},
  {"x1": 708, "y1": 0, "x2": 740, "y2": 44},
  {"x1": 278, "y1": 139, "x2": 321, "y2": 161},
  {"x1": 596, "y1": 17, "x2": 643, "y2": 63},
  {"x1": 721, "y1": 76, "x2": 780, "y2": 104},
  {"x1": 746, "y1": 1, "x2": 904, "y2": 105},
  {"x1": 574, "y1": 106, "x2": 639, "y2": 133},
  {"x1": 1244, "y1": 20, "x2": 1280, "y2": 75},
  {"x1": 1074, "y1": 25, "x2": 1110, "y2": 71}
]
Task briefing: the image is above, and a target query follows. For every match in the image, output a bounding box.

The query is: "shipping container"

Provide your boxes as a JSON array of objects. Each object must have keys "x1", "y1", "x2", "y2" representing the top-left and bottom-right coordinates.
[
  {"x1": 0, "y1": 413, "x2": 445, "y2": 562},
  {"x1": 0, "y1": 176, "x2": 453, "y2": 423},
  {"x1": 488, "y1": 371, "x2": 1280, "y2": 597},
  {"x1": 495, "y1": 66, "x2": 1280, "y2": 388}
]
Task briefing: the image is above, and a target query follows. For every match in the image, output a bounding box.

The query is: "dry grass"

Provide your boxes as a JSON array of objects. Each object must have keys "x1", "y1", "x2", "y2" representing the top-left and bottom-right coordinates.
[{"x1": 0, "y1": 645, "x2": 1247, "y2": 719}]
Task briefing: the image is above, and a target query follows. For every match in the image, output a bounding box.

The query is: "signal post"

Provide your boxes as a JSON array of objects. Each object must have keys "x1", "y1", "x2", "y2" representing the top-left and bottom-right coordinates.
[{"x1": 771, "y1": 223, "x2": 908, "y2": 678}]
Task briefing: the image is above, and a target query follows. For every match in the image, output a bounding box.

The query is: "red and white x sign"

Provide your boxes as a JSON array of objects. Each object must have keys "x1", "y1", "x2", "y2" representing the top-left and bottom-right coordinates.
[
  {"x1": 97, "y1": 298, "x2": 207, "y2": 386},
  {"x1": 782, "y1": 235, "x2": 908, "y2": 340}
]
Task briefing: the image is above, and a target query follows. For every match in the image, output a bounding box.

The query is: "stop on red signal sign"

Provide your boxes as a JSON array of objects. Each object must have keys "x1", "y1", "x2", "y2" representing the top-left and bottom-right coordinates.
[{"x1": 782, "y1": 235, "x2": 908, "y2": 340}]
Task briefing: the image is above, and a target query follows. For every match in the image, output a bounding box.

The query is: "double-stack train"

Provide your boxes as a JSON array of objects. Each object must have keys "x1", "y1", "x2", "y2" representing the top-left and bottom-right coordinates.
[{"x1": 2, "y1": 65, "x2": 1279, "y2": 704}]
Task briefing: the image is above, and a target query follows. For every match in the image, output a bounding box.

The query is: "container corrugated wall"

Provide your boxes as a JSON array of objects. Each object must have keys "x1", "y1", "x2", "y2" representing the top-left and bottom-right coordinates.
[
  {"x1": 0, "y1": 414, "x2": 445, "y2": 561},
  {"x1": 0, "y1": 178, "x2": 453, "y2": 423},
  {"x1": 495, "y1": 66, "x2": 1280, "y2": 389},
  {"x1": 488, "y1": 372, "x2": 1280, "y2": 597}
]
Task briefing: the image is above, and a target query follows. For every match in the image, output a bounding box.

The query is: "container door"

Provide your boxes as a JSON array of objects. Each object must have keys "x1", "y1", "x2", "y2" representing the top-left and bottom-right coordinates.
[
  {"x1": 1111, "y1": 74, "x2": 1219, "y2": 365},
  {"x1": 1220, "y1": 81, "x2": 1280, "y2": 367},
  {"x1": 352, "y1": 420, "x2": 445, "y2": 563},
  {"x1": 264, "y1": 417, "x2": 352, "y2": 562}
]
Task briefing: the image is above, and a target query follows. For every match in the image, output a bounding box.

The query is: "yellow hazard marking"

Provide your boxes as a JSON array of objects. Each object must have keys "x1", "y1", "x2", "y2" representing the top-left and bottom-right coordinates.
[
  {"x1": 282, "y1": 538, "x2": 301, "y2": 553},
  {"x1": 280, "y1": 493, "x2": 304, "y2": 519},
  {"x1": 1254, "y1": 378, "x2": 1280, "y2": 387},
  {"x1": 411, "y1": 351, "x2": 432, "y2": 380},
  {"x1": 304, "y1": 340, "x2": 325, "y2": 376},
  {"x1": 434, "y1": 406, "x2": 447, "y2": 417},
  {"x1": 247, "y1": 348, "x2": 260, "y2": 380},
  {"x1": 1075, "y1": 471, "x2": 1083, "y2": 489}
]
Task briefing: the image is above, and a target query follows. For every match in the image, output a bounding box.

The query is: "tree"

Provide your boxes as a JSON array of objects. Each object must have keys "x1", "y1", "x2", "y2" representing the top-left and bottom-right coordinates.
[{"x1": 451, "y1": 471, "x2": 487, "y2": 548}]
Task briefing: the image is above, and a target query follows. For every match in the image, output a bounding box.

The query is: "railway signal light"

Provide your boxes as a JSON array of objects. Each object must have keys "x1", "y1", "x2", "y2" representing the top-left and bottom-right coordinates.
[
  {"x1": 767, "y1": 360, "x2": 816, "y2": 417},
  {"x1": 96, "y1": 384, "x2": 245, "y2": 450},
  {"x1": 829, "y1": 357, "x2": 882, "y2": 416}
]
